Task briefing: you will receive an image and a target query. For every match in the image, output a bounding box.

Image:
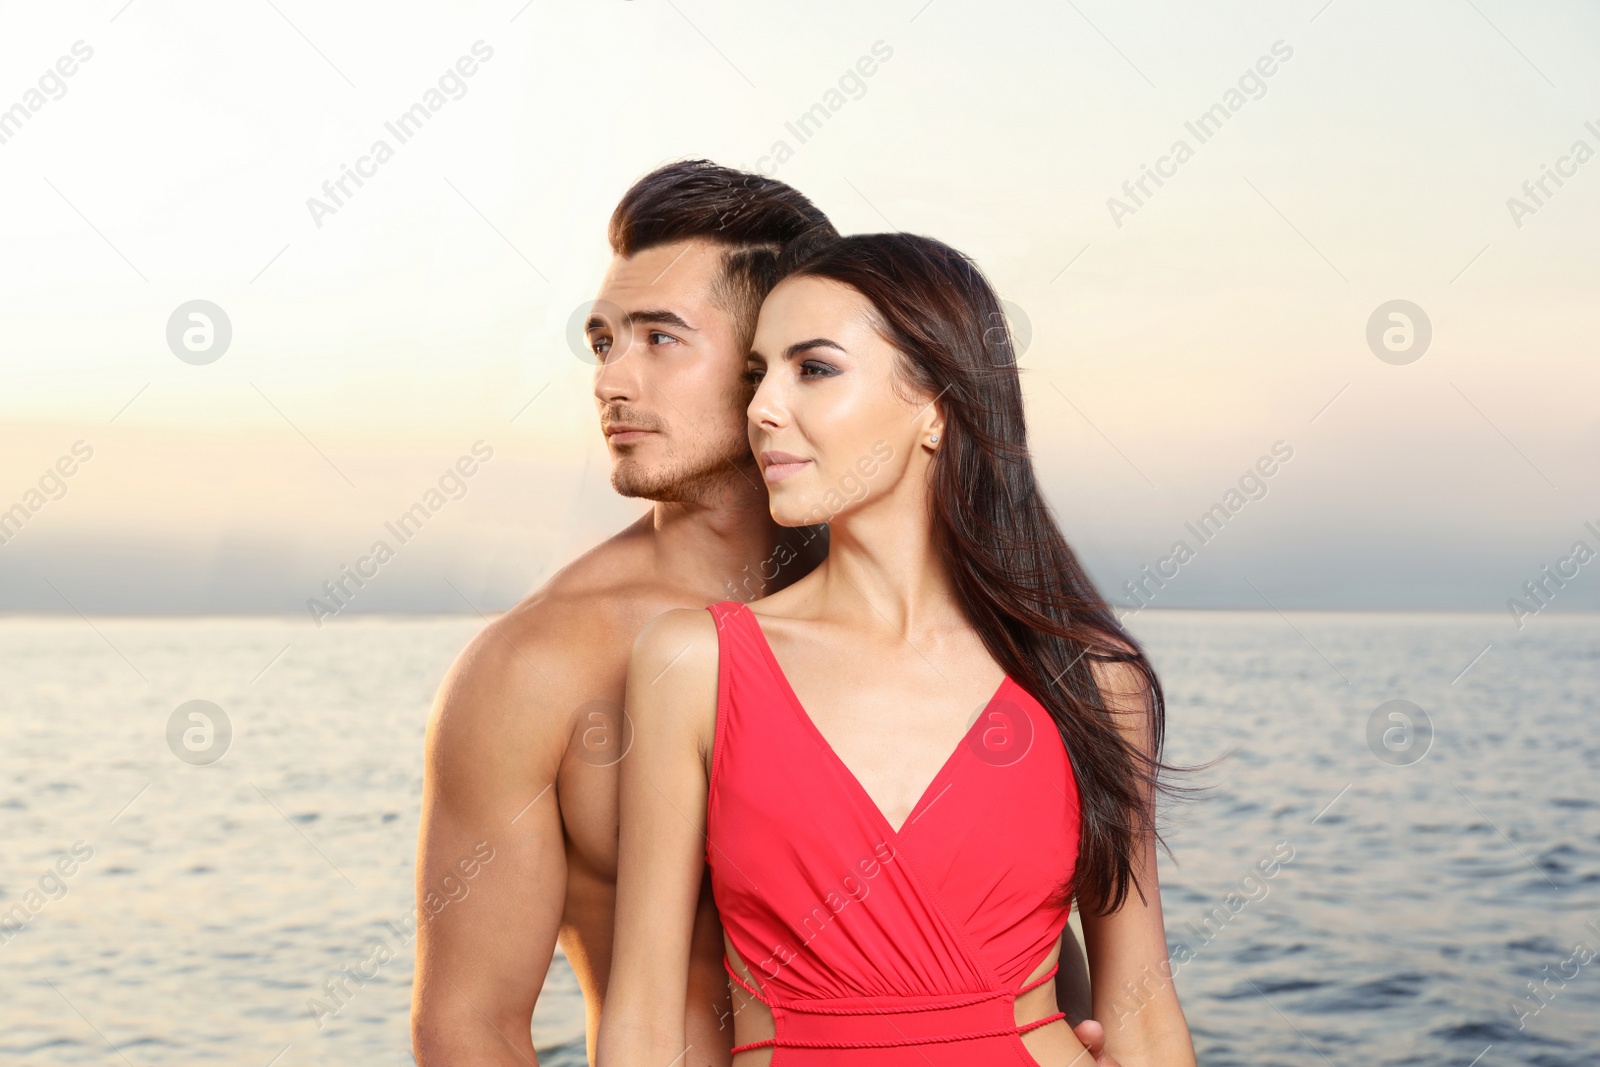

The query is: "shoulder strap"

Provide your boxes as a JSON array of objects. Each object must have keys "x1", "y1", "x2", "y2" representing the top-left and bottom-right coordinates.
[
  {"x1": 703, "y1": 599, "x2": 751, "y2": 856},
  {"x1": 705, "y1": 597, "x2": 744, "y2": 632}
]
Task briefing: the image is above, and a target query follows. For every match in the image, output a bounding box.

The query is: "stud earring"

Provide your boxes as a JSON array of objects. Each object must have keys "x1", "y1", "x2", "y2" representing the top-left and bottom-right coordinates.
[{"x1": 930, "y1": 433, "x2": 939, "y2": 443}]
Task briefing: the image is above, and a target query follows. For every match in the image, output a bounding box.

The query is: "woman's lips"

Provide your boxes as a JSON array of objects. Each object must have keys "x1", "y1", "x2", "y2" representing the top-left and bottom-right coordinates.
[{"x1": 763, "y1": 459, "x2": 811, "y2": 483}]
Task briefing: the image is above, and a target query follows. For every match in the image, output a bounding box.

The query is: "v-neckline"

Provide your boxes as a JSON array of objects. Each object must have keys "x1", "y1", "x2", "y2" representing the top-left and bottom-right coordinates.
[{"x1": 735, "y1": 602, "x2": 1011, "y2": 839}]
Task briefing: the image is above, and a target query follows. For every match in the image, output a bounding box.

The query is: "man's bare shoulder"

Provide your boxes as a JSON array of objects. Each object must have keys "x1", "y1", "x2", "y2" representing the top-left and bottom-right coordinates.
[
  {"x1": 435, "y1": 520, "x2": 695, "y2": 739},
  {"x1": 487, "y1": 517, "x2": 682, "y2": 670}
]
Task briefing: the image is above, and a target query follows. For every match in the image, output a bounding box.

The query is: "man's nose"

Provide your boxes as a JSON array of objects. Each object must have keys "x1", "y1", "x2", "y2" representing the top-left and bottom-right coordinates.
[{"x1": 594, "y1": 345, "x2": 641, "y2": 404}]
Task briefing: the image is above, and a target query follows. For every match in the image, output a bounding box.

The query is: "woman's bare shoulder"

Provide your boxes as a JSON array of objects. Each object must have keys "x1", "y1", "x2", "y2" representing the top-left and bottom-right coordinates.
[{"x1": 627, "y1": 607, "x2": 722, "y2": 730}]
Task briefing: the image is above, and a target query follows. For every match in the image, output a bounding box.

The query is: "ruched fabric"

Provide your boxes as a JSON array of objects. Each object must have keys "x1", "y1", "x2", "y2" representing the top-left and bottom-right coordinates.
[{"x1": 704, "y1": 600, "x2": 1081, "y2": 1064}]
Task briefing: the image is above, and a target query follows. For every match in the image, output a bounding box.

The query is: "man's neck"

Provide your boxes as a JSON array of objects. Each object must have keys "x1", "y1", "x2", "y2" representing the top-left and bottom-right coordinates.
[{"x1": 646, "y1": 474, "x2": 826, "y2": 604}]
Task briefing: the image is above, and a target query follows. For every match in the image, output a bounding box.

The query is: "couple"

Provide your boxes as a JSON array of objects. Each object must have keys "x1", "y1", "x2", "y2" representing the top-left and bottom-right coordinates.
[{"x1": 411, "y1": 160, "x2": 1194, "y2": 1066}]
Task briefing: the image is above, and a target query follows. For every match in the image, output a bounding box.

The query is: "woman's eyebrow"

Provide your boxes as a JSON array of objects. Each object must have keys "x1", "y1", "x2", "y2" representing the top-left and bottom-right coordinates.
[
  {"x1": 748, "y1": 337, "x2": 846, "y2": 363},
  {"x1": 784, "y1": 338, "x2": 846, "y2": 359}
]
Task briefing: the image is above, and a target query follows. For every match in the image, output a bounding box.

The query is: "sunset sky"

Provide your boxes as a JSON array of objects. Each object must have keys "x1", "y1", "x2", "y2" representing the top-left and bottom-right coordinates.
[{"x1": 2, "y1": 0, "x2": 1597, "y2": 619}]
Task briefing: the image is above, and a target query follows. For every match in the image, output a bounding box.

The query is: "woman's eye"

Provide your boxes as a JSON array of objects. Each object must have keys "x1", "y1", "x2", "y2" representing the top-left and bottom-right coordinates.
[
  {"x1": 799, "y1": 360, "x2": 835, "y2": 378},
  {"x1": 743, "y1": 367, "x2": 764, "y2": 384}
]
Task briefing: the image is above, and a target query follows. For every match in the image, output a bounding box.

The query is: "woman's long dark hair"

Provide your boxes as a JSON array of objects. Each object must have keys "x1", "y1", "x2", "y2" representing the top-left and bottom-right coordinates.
[{"x1": 781, "y1": 232, "x2": 1187, "y2": 916}]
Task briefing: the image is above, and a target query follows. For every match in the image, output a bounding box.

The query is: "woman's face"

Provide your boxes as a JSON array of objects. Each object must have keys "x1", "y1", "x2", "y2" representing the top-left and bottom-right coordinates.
[{"x1": 746, "y1": 275, "x2": 941, "y2": 528}]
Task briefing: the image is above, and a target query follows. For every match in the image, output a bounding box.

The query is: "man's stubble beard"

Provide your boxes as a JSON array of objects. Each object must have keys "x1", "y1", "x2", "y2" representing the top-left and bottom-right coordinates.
[{"x1": 610, "y1": 428, "x2": 756, "y2": 504}]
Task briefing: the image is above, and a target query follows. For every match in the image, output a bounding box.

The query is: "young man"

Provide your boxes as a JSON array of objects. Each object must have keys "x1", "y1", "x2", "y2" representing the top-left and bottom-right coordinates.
[{"x1": 410, "y1": 160, "x2": 1107, "y2": 1066}]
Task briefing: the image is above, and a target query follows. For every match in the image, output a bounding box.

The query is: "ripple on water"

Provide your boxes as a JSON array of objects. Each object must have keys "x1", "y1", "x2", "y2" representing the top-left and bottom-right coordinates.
[{"x1": 2, "y1": 613, "x2": 1595, "y2": 1065}]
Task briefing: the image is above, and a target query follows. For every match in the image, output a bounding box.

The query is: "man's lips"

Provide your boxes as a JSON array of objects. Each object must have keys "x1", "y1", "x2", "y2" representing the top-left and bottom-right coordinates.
[{"x1": 605, "y1": 425, "x2": 655, "y2": 443}]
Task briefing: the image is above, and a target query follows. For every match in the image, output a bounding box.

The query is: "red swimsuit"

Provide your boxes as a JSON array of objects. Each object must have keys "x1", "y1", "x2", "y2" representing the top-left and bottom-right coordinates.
[{"x1": 704, "y1": 600, "x2": 1082, "y2": 1064}]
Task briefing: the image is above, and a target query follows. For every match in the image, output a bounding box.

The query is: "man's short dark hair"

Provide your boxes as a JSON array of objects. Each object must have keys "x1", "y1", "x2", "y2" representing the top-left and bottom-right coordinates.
[{"x1": 608, "y1": 159, "x2": 838, "y2": 341}]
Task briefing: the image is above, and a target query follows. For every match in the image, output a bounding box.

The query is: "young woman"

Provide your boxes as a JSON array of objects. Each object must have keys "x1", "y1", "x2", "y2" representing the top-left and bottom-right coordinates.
[{"x1": 599, "y1": 234, "x2": 1195, "y2": 1065}]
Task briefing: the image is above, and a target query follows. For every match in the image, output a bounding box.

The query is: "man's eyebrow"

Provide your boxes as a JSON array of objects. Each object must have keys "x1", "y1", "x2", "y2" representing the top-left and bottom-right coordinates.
[
  {"x1": 624, "y1": 309, "x2": 696, "y2": 331},
  {"x1": 585, "y1": 309, "x2": 697, "y2": 332},
  {"x1": 748, "y1": 338, "x2": 847, "y2": 362}
]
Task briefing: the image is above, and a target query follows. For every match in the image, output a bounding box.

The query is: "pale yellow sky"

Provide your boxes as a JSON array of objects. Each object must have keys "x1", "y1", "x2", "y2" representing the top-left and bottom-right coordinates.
[{"x1": 2, "y1": 0, "x2": 1597, "y2": 614}]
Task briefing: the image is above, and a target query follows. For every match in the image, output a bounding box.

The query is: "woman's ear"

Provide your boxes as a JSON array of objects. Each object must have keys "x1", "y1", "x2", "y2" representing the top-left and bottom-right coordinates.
[{"x1": 920, "y1": 401, "x2": 945, "y2": 451}]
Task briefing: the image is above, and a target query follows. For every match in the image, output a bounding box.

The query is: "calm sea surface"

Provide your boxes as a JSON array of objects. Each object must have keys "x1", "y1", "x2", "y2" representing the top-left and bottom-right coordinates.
[{"x1": 1, "y1": 611, "x2": 1596, "y2": 1066}]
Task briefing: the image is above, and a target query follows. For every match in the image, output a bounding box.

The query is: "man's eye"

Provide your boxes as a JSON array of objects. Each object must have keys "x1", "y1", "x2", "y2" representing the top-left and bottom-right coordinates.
[
  {"x1": 590, "y1": 335, "x2": 611, "y2": 358},
  {"x1": 648, "y1": 331, "x2": 677, "y2": 346}
]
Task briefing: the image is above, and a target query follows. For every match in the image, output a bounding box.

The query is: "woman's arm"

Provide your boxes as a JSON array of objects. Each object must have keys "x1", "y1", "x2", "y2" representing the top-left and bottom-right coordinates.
[
  {"x1": 597, "y1": 608, "x2": 722, "y2": 1066},
  {"x1": 1078, "y1": 658, "x2": 1197, "y2": 1067}
]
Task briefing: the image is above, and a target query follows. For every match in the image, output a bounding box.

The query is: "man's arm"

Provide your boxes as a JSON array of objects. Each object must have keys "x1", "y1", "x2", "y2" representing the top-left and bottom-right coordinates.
[
  {"x1": 412, "y1": 623, "x2": 568, "y2": 1066},
  {"x1": 686, "y1": 871, "x2": 734, "y2": 1066},
  {"x1": 1055, "y1": 919, "x2": 1093, "y2": 1022}
]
